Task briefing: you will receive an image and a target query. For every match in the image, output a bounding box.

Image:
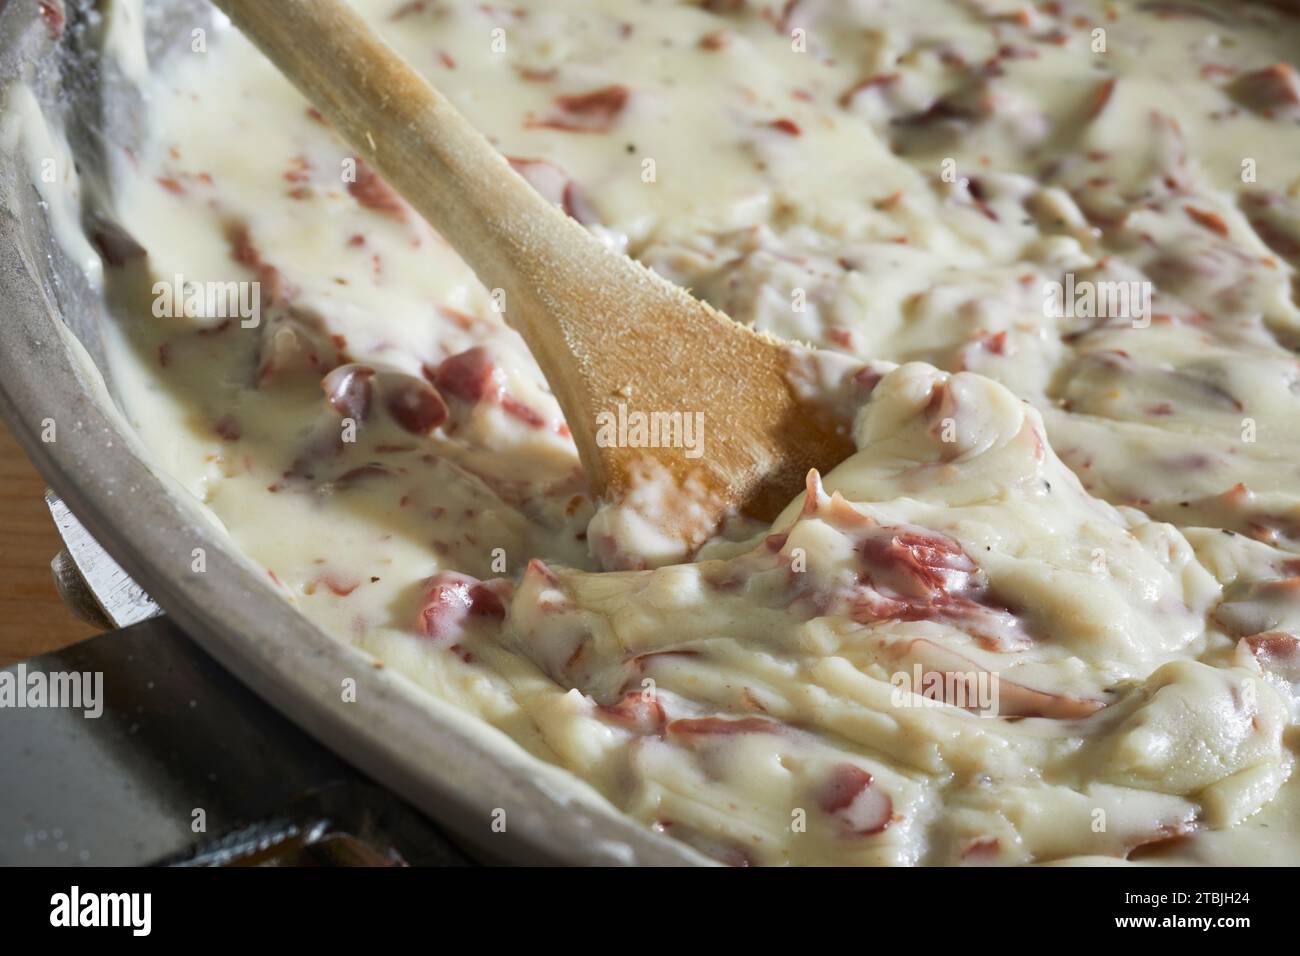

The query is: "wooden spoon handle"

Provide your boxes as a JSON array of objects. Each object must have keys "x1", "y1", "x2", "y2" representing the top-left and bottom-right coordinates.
[
  {"x1": 210, "y1": 0, "x2": 598, "y2": 333},
  {"x1": 210, "y1": 0, "x2": 857, "y2": 523}
]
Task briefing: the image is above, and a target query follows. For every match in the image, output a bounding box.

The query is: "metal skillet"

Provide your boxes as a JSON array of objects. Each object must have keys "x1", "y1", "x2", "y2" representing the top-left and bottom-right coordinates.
[{"x1": 0, "y1": 0, "x2": 706, "y2": 866}]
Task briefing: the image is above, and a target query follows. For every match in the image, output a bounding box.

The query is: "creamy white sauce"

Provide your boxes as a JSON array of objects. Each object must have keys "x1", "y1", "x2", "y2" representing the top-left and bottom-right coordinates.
[
  {"x1": 60, "y1": 0, "x2": 1300, "y2": 865},
  {"x1": 3, "y1": 82, "x2": 102, "y2": 282}
]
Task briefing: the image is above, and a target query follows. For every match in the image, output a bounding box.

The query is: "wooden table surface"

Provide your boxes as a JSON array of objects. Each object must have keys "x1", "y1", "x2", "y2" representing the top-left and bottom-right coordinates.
[{"x1": 0, "y1": 421, "x2": 99, "y2": 666}]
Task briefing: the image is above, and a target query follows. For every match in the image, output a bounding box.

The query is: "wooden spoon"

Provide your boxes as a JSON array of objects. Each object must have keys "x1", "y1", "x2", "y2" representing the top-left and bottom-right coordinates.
[{"x1": 211, "y1": 0, "x2": 855, "y2": 529}]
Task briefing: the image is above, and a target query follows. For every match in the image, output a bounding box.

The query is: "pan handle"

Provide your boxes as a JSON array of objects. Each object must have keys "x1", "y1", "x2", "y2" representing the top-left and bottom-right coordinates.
[
  {"x1": 17, "y1": 492, "x2": 472, "y2": 866},
  {"x1": 45, "y1": 489, "x2": 162, "y2": 629},
  {"x1": 0, "y1": 612, "x2": 471, "y2": 866}
]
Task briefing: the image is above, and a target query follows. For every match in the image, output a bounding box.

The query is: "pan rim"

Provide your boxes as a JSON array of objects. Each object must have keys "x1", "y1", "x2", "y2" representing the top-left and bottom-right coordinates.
[{"x1": 0, "y1": 0, "x2": 707, "y2": 868}]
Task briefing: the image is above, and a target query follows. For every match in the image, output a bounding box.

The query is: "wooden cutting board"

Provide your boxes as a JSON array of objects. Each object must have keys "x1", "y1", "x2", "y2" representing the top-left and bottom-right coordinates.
[{"x1": 0, "y1": 422, "x2": 98, "y2": 665}]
